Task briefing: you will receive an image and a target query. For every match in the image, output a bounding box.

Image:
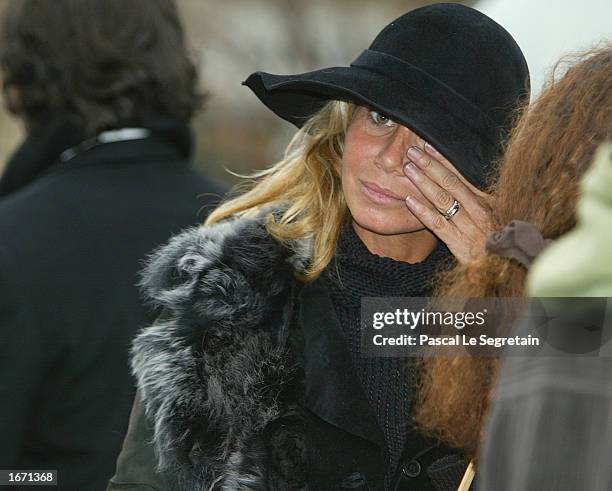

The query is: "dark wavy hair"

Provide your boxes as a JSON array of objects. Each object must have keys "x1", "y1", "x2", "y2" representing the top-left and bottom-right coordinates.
[{"x1": 0, "y1": 0, "x2": 205, "y2": 134}]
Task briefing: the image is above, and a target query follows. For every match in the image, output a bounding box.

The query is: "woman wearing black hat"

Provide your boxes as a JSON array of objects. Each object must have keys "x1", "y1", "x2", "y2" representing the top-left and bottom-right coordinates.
[{"x1": 108, "y1": 4, "x2": 529, "y2": 491}]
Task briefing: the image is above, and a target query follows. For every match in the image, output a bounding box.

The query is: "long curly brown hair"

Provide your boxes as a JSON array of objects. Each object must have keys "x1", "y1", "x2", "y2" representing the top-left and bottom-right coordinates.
[{"x1": 414, "y1": 43, "x2": 612, "y2": 460}]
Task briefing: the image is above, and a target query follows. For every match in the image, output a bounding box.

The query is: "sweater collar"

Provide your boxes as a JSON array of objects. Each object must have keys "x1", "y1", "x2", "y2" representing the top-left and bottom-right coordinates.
[{"x1": 328, "y1": 217, "x2": 453, "y2": 298}]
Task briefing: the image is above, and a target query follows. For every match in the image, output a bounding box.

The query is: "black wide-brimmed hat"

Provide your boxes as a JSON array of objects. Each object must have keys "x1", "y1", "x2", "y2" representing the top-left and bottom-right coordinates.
[{"x1": 243, "y1": 3, "x2": 529, "y2": 189}]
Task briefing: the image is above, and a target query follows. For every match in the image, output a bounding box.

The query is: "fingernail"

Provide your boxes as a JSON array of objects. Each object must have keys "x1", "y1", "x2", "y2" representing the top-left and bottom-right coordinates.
[
  {"x1": 407, "y1": 147, "x2": 423, "y2": 161},
  {"x1": 424, "y1": 142, "x2": 437, "y2": 154},
  {"x1": 405, "y1": 195, "x2": 418, "y2": 208},
  {"x1": 403, "y1": 161, "x2": 416, "y2": 175}
]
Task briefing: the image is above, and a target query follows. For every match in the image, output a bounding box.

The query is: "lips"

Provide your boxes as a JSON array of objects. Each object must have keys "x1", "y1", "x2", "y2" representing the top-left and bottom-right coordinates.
[{"x1": 361, "y1": 181, "x2": 405, "y2": 200}]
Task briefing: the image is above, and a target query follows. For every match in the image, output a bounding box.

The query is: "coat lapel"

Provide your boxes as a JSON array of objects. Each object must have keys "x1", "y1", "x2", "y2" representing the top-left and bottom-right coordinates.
[{"x1": 299, "y1": 279, "x2": 385, "y2": 448}]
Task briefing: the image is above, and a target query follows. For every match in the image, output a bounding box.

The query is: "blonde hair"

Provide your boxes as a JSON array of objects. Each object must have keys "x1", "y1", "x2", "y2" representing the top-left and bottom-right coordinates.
[{"x1": 206, "y1": 100, "x2": 358, "y2": 281}]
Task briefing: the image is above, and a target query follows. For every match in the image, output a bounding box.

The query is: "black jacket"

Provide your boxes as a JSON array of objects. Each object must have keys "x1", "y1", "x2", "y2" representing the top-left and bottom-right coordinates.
[
  {"x1": 108, "y1": 213, "x2": 471, "y2": 490},
  {"x1": 0, "y1": 117, "x2": 226, "y2": 490}
]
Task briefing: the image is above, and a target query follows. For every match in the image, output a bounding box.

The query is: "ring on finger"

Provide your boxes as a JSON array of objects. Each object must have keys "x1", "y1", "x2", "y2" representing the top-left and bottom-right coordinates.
[{"x1": 440, "y1": 199, "x2": 460, "y2": 220}]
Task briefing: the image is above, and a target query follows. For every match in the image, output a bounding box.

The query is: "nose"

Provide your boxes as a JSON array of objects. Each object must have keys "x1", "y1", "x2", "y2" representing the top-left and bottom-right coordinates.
[{"x1": 373, "y1": 126, "x2": 417, "y2": 174}]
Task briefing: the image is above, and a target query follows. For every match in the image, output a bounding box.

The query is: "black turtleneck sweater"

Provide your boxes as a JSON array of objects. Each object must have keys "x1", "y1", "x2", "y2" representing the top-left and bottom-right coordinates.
[{"x1": 322, "y1": 218, "x2": 452, "y2": 482}]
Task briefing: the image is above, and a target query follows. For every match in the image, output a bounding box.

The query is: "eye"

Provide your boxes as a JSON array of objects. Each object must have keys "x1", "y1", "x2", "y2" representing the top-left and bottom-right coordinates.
[{"x1": 369, "y1": 110, "x2": 396, "y2": 128}]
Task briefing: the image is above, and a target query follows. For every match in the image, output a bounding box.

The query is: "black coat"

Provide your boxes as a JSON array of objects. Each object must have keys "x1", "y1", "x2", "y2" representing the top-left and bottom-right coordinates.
[
  {"x1": 108, "y1": 213, "x2": 471, "y2": 490},
  {"x1": 0, "y1": 118, "x2": 226, "y2": 490}
]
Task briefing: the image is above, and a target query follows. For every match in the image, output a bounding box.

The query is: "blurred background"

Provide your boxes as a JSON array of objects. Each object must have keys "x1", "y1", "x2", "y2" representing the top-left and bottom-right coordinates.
[{"x1": 0, "y1": 0, "x2": 609, "y2": 185}]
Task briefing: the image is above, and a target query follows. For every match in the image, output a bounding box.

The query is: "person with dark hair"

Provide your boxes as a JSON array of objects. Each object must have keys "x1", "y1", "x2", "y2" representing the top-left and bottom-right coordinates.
[
  {"x1": 0, "y1": 0, "x2": 225, "y2": 489},
  {"x1": 108, "y1": 4, "x2": 529, "y2": 490}
]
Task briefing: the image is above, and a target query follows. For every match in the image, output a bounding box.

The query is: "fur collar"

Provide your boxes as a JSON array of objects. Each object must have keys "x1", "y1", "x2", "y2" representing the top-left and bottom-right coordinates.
[{"x1": 132, "y1": 213, "x2": 311, "y2": 490}]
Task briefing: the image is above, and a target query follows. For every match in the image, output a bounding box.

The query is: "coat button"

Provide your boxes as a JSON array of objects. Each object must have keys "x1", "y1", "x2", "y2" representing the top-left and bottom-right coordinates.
[{"x1": 402, "y1": 460, "x2": 421, "y2": 478}]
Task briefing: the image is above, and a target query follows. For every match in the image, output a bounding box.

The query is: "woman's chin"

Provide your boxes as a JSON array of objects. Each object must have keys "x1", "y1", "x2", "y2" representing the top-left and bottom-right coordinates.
[{"x1": 349, "y1": 206, "x2": 426, "y2": 236}]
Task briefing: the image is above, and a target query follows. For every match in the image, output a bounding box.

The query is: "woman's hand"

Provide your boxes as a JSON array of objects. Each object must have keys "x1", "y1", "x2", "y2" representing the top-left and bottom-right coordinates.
[{"x1": 402, "y1": 142, "x2": 493, "y2": 264}]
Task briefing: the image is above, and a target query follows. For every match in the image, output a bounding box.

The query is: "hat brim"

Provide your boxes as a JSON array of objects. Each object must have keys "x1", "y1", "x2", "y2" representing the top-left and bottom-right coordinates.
[{"x1": 244, "y1": 67, "x2": 496, "y2": 189}]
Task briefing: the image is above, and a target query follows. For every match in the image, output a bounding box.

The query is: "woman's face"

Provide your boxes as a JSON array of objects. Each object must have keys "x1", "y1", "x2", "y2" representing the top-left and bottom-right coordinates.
[{"x1": 341, "y1": 106, "x2": 468, "y2": 236}]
